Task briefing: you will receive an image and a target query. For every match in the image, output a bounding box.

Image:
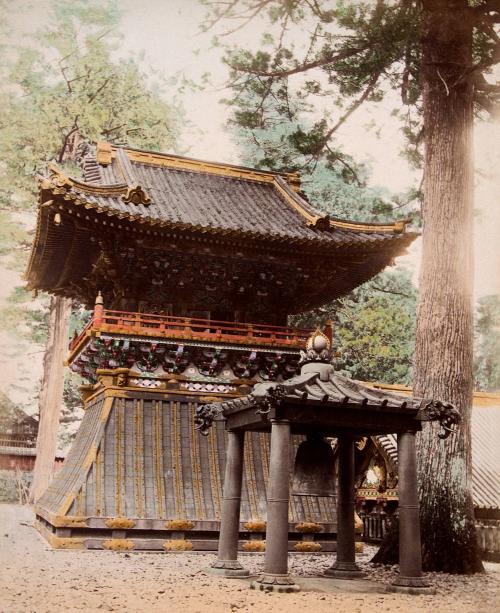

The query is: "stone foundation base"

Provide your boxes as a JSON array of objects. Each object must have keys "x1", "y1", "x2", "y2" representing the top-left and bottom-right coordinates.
[
  {"x1": 324, "y1": 566, "x2": 366, "y2": 579},
  {"x1": 250, "y1": 574, "x2": 301, "y2": 593},
  {"x1": 387, "y1": 575, "x2": 435, "y2": 595},
  {"x1": 386, "y1": 584, "x2": 436, "y2": 595},
  {"x1": 208, "y1": 561, "x2": 250, "y2": 577}
]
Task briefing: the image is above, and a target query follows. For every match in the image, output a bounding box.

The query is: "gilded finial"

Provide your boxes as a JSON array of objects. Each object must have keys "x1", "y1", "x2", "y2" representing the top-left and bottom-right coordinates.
[
  {"x1": 300, "y1": 328, "x2": 334, "y2": 365},
  {"x1": 95, "y1": 291, "x2": 103, "y2": 305}
]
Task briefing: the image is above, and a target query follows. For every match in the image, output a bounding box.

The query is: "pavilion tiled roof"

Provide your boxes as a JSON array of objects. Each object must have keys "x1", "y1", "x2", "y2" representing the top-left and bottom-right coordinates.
[{"x1": 43, "y1": 143, "x2": 415, "y2": 248}]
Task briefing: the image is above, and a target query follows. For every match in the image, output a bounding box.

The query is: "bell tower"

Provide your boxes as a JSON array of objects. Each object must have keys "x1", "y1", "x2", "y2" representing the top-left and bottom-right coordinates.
[{"x1": 27, "y1": 144, "x2": 417, "y2": 549}]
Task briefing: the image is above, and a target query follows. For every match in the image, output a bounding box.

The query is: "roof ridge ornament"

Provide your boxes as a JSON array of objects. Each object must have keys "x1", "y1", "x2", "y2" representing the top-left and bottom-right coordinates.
[
  {"x1": 96, "y1": 141, "x2": 113, "y2": 165},
  {"x1": 121, "y1": 184, "x2": 151, "y2": 206},
  {"x1": 299, "y1": 327, "x2": 334, "y2": 366}
]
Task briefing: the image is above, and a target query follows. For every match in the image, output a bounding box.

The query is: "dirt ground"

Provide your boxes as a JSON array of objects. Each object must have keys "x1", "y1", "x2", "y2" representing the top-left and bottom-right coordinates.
[{"x1": 0, "y1": 504, "x2": 498, "y2": 613}]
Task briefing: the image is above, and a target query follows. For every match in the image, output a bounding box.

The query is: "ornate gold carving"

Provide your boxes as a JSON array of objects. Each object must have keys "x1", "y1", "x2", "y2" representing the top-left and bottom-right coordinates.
[
  {"x1": 51, "y1": 515, "x2": 89, "y2": 528},
  {"x1": 116, "y1": 372, "x2": 127, "y2": 387},
  {"x1": 286, "y1": 171, "x2": 301, "y2": 191},
  {"x1": 242, "y1": 541, "x2": 265, "y2": 552},
  {"x1": 162, "y1": 539, "x2": 194, "y2": 551},
  {"x1": 295, "y1": 521, "x2": 323, "y2": 533},
  {"x1": 243, "y1": 520, "x2": 266, "y2": 532},
  {"x1": 293, "y1": 542, "x2": 322, "y2": 552},
  {"x1": 102, "y1": 539, "x2": 135, "y2": 551},
  {"x1": 164, "y1": 519, "x2": 195, "y2": 531},
  {"x1": 104, "y1": 518, "x2": 136, "y2": 529},
  {"x1": 121, "y1": 185, "x2": 151, "y2": 206}
]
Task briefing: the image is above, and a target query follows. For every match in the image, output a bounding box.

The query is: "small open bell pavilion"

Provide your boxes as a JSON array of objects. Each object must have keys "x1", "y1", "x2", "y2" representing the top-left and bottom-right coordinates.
[
  {"x1": 196, "y1": 330, "x2": 460, "y2": 593},
  {"x1": 27, "y1": 142, "x2": 418, "y2": 551}
]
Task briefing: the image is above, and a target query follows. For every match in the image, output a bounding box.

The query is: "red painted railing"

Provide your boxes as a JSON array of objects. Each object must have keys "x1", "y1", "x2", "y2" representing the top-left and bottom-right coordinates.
[{"x1": 69, "y1": 309, "x2": 312, "y2": 353}]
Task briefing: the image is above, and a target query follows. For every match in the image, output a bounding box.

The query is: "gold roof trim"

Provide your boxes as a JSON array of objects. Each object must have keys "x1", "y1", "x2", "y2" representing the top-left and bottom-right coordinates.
[
  {"x1": 46, "y1": 164, "x2": 128, "y2": 197},
  {"x1": 97, "y1": 143, "x2": 301, "y2": 190},
  {"x1": 126, "y1": 148, "x2": 278, "y2": 183},
  {"x1": 369, "y1": 382, "x2": 500, "y2": 407},
  {"x1": 94, "y1": 144, "x2": 408, "y2": 233},
  {"x1": 274, "y1": 176, "x2": 409, "y2": 234},
  {"x1": 37, "y1": 172, "x2": 412, "y2": 251},
  {"x1": 45, "y1": 165, "x2": 153, "y2": 206},
  {"x1": 96, "y1": 141, "x2": 113, "y2": 165}
]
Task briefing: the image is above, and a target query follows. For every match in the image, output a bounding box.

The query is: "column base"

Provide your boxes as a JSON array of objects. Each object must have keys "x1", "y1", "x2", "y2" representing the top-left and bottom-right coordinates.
[
  {"x1": 387, "y1": 575, "x2": 436, "y2": 595},
  {"x1": 250, "y1": 574, "x2": 300, "y2": 593},
  {"x1": 208, "y1": 560, "x2": 250, "y2": 578},
  {"x1": 324, "y1": 563, "x2": 366, "y2": 580}
]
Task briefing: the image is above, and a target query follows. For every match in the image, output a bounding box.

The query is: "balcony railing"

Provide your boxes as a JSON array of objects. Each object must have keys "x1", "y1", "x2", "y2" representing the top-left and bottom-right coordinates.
[
  {"x1": 69, "y1": 309, "x2": 312, "y2": 355},
  {"x1": 0, "y1": 436, "x2": 36, "y2": 449}
]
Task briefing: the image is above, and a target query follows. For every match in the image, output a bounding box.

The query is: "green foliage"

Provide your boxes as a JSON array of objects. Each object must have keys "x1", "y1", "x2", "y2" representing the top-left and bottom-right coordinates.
[
  {"x1": 0, "y1": 469, "x2": 32, "y2": 504},
  {"x1": 0, "y1": 0, "x2": 182, "y2": 206},
  {"x1": 0, "y1": 0, "x2": 184, "y2": 429},
  {"x1": 231, "y1": 83, "x2": 420, "y2": 222},
  {"x1": 0, "y1": 0, "x2": 183, "y2": 318},
  {"x1": 0, "y1": 212, "x2": 30, "y2": 255},
  {"x1": 209, "y1": 0, "x2": 499, "y2": 170},
  {"x1": 474, "y1": 295, "x2": 500, "y2": 391},
  {"x1": 291, "y1": 268, "x2": 417, "y2": 384},
  {"x1": 0, "y1": 293, "x2": 50, "y2": 344}
]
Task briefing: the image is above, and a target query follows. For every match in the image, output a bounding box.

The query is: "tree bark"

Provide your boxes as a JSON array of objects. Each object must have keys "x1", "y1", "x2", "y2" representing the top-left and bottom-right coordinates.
[
  {"x1": 30, "y1": 295, "x2": 72, "y2": 503},
  {"x1": 413, "y1": 0, "x2": 483, "y2": 573}
]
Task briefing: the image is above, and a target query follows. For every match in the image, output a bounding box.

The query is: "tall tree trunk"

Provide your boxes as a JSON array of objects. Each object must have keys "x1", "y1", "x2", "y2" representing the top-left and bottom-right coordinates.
[
  {"x1": 414, "y1": 0, "x2": 483, "y2": 573},
  {"x1": 30, "y1": 295, "x2": 72, "y2": 503}
]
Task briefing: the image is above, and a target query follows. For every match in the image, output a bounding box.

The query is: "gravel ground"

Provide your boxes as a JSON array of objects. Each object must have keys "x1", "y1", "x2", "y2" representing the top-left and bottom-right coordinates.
[{"x1": 0, "y1": 504, "x2": 498, "y2": 613}]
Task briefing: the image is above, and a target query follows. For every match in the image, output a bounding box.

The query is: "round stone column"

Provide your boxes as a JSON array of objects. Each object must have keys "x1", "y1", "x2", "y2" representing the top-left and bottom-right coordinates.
[
  {"x1": 251, "y1": 420, "x2": 299, "y2": 592},
  {"x1": 388, "y1": 430, "x2": 435, "y2": 594},
  {"x1": 210, "y1": 430, "x2": 249, "y2": 577},
  {"x1": 325, "y1": 435, "x2": 365, "y2": 578}
]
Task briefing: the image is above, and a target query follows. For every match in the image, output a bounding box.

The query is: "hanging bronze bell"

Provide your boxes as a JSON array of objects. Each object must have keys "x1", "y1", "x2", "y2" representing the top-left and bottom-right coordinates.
[{"x1": 291, "y1": 435, "x2": 336, "y2": 497}]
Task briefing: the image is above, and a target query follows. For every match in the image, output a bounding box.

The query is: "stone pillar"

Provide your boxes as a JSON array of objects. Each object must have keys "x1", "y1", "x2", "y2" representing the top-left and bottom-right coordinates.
[
  {"x1": 325, "y1": 435, "x2": 365, "y2": 578},
  {"x1": 388, "y1": 430, "x2": 434, "y2": 594},
  {"x1": 210, "y1": 430, "x2": 249, "y2": 577},
  {"x1": 251, "y1": 420, "x2": 299, "y2": 592}
]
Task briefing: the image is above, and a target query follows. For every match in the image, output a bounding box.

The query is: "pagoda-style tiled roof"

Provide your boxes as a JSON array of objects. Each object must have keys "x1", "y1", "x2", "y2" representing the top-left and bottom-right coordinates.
[
  {"x1": 26, "y1": 143, "x2": 418, "y2": 310},
  {"x1": 69, "y1": 144, "x2": 409, "y2": 243}
]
